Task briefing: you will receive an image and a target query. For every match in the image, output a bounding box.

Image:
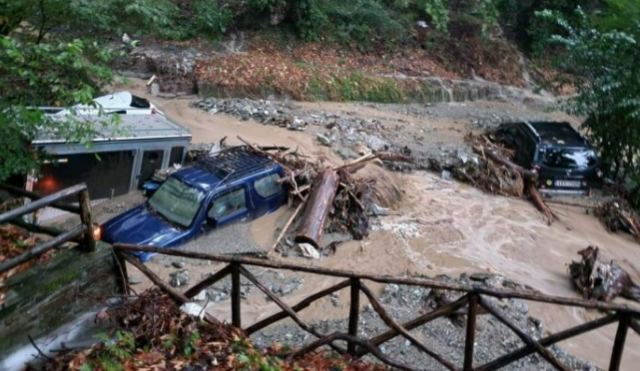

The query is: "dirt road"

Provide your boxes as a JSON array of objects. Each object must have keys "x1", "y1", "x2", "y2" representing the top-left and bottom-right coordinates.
[{"x1": 116, "y1": 79, "x2": 640, "y2": 369}]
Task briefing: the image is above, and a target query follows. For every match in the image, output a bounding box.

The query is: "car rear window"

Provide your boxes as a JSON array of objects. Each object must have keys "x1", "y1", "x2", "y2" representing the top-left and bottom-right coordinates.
[{"x1": 542, "y1": 148, "x2": 597, "y2": 169}]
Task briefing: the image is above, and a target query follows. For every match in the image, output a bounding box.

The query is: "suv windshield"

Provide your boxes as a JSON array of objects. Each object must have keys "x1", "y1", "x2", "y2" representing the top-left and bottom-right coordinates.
[
  {"x1": 542, "y1": 148, "x2": 597, "y2": 169},
  {"x1": 148, "y1": 177, "x2": 205, "y2": 227}
]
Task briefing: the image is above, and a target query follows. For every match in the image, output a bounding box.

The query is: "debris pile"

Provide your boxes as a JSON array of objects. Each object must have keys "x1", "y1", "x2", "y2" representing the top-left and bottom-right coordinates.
[
  {"x1": 451, "y1": 133, "x2": 556, "y2": 223},
  {"x1": 594, "y1": 199, "x2": 640, "y2": 241},
  {"x1": 39, "y1": 289, "x2": 383, "y2": 370},
  {"x1": 568, "y1": 246, "x2": 640, "y2": 302},
  {"x1": 236, "y1": 139, "x2": 405, "y2": 257}
]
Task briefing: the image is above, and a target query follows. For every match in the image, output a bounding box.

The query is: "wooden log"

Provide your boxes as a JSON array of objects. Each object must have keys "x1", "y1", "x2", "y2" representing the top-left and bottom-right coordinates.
[
  {"x1": 0, "y1": 183, "x2": 81, "y2": 214},
  {"x1": 359, "y1": 282, "x2": 456, "y2": 370},
  {"x1": 294, "y1": 168, "x2": 339, "y2": 249},
  {"x1": 478, "y1": 297, "x2": 569, "y2": 371},
  {"x1": 78, "y1": 189, "x2": 96, "y2": 251},
  {"x1": 528, "y1": 184, "x2": 557, "y2": 224},
  {"x1": 268, "y1": 200, "x2": 306, "y2": 255},
  {"x1": 113, "y1": 244, "x2": 640, "y2": 313},
  {"x1": 463, "y1": 294, "x2": 479, "y2": 371},
  {"x1": 348, "y1": 278, "x2": 361, "y2": 355},
  {"x1": 0, "y1": 183, "x2": 86, "y2": 223},
  {"x1": 476, "y1": 313, "x2": 620, "y2": 371},
  {"x1": 238, "y1": 265, "x2": 346, "y2": 354},
  {"x1": 0, "y1": 224, "x2": 85, "y2": 274},
  {"x1": 475, "y1": 146, "x2": 537, "y2": 181},
  {"x1": 288, "y1": 332, "x2": 415, "y2": 371},
  {"x1": 609, "y1": 315, "x2": 631, "y2": 371},
  {"x1": 245, "y1": 279, "x2": 350, "y2": 335},
  {"x1": 231, "y1": 262, "x2": 242, "y2": 328}
]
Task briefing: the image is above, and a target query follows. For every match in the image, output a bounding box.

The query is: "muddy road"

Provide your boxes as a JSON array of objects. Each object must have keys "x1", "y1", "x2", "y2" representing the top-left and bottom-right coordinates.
[{"x1": 115, "y1": 79, "x2": 640, "y2": 369}]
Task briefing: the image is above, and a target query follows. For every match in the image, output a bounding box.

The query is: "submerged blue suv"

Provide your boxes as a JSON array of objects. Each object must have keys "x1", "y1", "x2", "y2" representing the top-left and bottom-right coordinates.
[{"x1": 101, "y1": 147, "x2": 287, "y2": 261}]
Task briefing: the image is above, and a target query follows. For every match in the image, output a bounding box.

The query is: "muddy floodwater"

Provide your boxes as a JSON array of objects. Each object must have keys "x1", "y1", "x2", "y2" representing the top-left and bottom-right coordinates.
[{"x1": 116, "y1": 79, "x2": 640, "y2": 369}]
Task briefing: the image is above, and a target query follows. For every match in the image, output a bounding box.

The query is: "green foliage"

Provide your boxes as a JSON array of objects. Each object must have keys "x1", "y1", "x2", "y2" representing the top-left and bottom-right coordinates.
[
  {"x1": 422, "y1": 0, "x2": 450, "y2": 32},
  {"x1": 596, "y1": 0, "x2": 640, "y2": 31},
  {"x1": 1, "y1": 0, "x2": 231, "y2": 41},
  {"x1": 0, "y1": 36, "x2": 115, "y2": 182},
  {"x1": 192, "y1": 0, "x2": 233, "y2": 39},
  {"x1": 537, "y1": 8, "x2": 640, "y2": 181}
]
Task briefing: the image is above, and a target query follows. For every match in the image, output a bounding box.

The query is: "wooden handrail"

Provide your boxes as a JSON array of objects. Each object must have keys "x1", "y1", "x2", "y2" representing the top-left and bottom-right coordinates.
[
  {"x1": 113, "y1": 244, "x2": 640, "y2": 314},
  {"x1": 113, "y1": 246, "x2": 640, "y2": 371},
  {"x1": 0, "y1": 183, "x2": 86, "y2": 223},
  {"x1": 0, "y1": 183, "x2": 81, "y2": 214},
  {"x1": 0, "y1": 224, "x2": 85, "y2": 274}
]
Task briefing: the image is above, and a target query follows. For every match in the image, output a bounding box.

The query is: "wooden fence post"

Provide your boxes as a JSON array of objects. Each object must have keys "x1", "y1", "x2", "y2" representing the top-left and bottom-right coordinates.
[
  {"x1": 609, "y1": 314, "x2": 630, "y2": 371},
  {"x1": 231, "y1": 262, "x2": 242, "y2": 328},
  {"x1": 463, "y1": 294, "x2": 479, "y2": 371},
  {"x1": 78, "y1": 189, "x2": 95, "y2": 251},
  {"x1": 348, "y1": 277, "x2": 360, "y2": 355}
]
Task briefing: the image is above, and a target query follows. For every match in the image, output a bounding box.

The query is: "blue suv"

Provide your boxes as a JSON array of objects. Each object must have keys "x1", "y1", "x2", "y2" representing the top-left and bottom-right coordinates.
[{"x1": 101, "y1": 147, "x2": 287, "y2": 261}]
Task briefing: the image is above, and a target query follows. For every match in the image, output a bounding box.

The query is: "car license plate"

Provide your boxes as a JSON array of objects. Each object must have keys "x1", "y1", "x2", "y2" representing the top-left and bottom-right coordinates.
[{"x1": 555, "y1": 180, "x2": 582, "y2": 188}]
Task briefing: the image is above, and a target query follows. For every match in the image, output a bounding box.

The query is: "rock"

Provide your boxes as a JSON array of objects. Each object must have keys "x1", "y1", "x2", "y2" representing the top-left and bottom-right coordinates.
[
  {"x1": 365, "y1": 135, "x2": 389, "y2": 151},
  {"x1": 316, "y1": 133, "x2": 332, "y2": 147},
  {"x1": 172, "y1": 261, "x2": 186, "y2": 269},
  {"x1": 298, "y1": 243, "x2": 320, "y2": 259},
  {"x1": 170, "y1": 269, "x2": 189, "y2": 287}
]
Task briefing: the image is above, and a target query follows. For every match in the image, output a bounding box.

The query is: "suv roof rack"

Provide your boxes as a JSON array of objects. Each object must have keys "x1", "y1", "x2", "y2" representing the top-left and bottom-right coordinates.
[{"x1": 195, "y1": 146, "x2": 274, "y2": 183}]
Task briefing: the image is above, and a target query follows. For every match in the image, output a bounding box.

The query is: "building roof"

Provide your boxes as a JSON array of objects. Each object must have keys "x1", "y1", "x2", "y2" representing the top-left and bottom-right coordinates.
[
  {"x1": 33, "y1": 113, "x2": 191, "y2": 145},
  {"x1": 528, "y1": 121, "x2": 588, "y2": 147}
]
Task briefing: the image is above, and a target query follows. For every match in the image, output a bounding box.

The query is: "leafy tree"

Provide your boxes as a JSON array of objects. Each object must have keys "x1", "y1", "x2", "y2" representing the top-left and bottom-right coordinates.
[
  {"x1": 0, "y1": 36, "x2": 114, "y2": 182},
  {"x1": 537, "y1": 8, "x2": 640, "y2": 183}
]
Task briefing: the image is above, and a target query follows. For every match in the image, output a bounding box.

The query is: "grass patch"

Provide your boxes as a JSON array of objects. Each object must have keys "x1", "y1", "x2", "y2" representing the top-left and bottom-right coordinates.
[{"x1": 307, "y1": 71, "x2": 405, "y2": 103}]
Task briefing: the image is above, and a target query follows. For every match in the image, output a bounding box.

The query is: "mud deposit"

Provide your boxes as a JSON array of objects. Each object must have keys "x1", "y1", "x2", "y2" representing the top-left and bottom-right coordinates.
[{"x1": 115, "y1": 79, "x2": 640, "y2": 369}]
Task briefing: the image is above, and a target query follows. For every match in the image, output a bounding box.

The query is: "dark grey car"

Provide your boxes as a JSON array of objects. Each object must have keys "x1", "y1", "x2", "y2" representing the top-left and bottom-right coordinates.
[{"x1": 493, "y1": 121, "x2": 601, "y2": 193}]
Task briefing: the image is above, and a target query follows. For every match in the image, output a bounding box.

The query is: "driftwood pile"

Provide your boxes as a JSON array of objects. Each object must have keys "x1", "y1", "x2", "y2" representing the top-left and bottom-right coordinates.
[
  {"x1": 594, "y1": 199, "x2": 640, "y2": 241},
  {"x1": 568, "y1": 246, "x2": 640, "y2": 303},
  {"x1": 455, "y1": 133, "x2": 556, "y2": 224},
  {"x1": 237, "y1": 137, "x2": 407, "y2": 256}
]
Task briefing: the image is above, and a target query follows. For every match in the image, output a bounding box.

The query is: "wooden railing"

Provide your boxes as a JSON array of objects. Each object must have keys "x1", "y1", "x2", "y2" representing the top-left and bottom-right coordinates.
[
  {"x1": 114, "y1": 244, "x2": 640, "y2": 371},
  {"x1": 0, "y1": 183, "x2": 95, "y2": 274}
]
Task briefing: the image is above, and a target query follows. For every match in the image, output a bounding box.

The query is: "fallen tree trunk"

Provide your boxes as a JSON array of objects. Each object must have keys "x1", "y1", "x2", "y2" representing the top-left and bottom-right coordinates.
[
  {"x1": 528, "y1": 185, "x2": 557, "y2": 225},
  {"x1": 295, "y1": 169, "x2": 339, "y2": 249}
]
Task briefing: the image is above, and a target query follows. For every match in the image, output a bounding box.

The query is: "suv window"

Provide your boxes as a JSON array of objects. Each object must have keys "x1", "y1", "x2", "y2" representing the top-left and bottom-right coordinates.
[
  {"x1": 208, "y1": 188, "x2": 246, "y2": 220},
  {"x1": 254, "y1": 173, "x2": 282, "y2": 198}
]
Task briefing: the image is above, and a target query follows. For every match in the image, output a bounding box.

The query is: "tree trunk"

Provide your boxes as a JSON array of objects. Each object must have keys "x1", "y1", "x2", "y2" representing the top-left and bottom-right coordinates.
[{"x1": 294, "y1": 168, "x2": 339, "y2": 249}]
